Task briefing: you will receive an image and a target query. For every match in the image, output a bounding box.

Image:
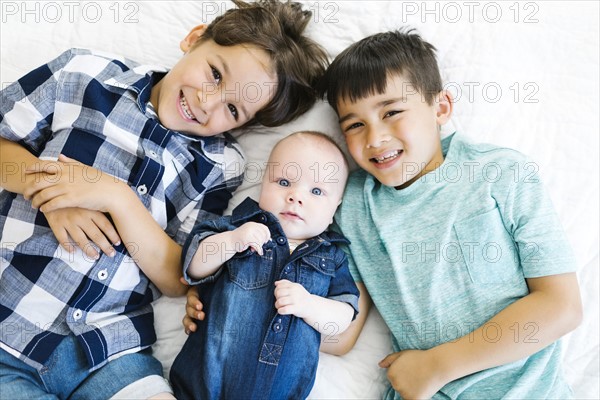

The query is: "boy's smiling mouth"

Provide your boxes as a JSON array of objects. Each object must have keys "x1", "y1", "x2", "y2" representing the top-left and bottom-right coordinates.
[
  {"x1": 370, "y1": 149, "x2": 403, "y2": 164},
  {"x1": 178, "y1": 91, "x2": 198, "y2": 122}
]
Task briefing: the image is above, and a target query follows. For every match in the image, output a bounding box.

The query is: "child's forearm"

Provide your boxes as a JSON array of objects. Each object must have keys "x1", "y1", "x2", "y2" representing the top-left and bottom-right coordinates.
[
  {"x1": 0, "y1": 138, "x2": 42, "y2": 193},
  {"x1": 108, "y1": 191, "x2": 186, "y2": 297},
  {"x1": 429, "y1": 272, "x2": 582, "y2": 385},
  {"x1": 302, "y1": 295, "x2": 355, "y2": 336},
  {"x1": 320, "y1": 282, "x2": 371, "y2": 355},
  {"x1": 187, "y1": 231, "x2": 238, "y2": 280}
]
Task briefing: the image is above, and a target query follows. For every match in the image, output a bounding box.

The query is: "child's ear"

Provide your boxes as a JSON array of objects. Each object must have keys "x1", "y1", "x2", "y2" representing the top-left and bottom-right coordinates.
[
  {"x1": 180, "y1": 25, "x2": 208, "y2": 53},
  {"x1": 434, "y1": 90, "x2": 453, "y2": 126}
]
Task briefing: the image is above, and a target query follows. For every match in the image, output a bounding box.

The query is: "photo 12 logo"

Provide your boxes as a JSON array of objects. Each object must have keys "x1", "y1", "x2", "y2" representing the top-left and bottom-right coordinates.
[
  {"x1": 397, "y1": 1, "x2": 540, "y2": 24},
  {"x1": 1, "y1": 1, "x2": 140, "y2": 24}
]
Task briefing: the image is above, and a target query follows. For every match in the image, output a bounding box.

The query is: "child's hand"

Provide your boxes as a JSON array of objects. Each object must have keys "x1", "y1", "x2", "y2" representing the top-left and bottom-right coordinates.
[
  {"x1": 274, "y1": 279, "x2": 312, "y2": 318},
  {"x1": 379, "y1": 349, "x2": 446, "y2": 399},
  {"x1": 45, "y1": 208, "x2": 121, "y2": 259},
  {"x1": 23, "y1": 155, "x2": 126, "y2": 213},
  {"x1": 180, "y1": 279, "x2": 205, "y2": 335},
  {"x1": 231, "y1": 222, "x2": 271, "y2": 256}
]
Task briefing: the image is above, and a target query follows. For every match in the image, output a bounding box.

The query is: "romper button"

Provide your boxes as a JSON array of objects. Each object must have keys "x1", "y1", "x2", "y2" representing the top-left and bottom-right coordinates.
[
  {"x1": 98, "y1": 269, "x2": 108, "y2": 280},
  {"x1": 320, "y1": 259, "x2": 327, "y2": 268},
  {"x1": 137, "y1": 184, "x2": 148, "y2": 195},
  {"x1": 284, "y1": 266, "x2": 291, "y2": 274},
  {"x1": 73, "y1": 309, "x2": 83, "y2": 320},
  {"x1": 272, "y1": 319, "x2": 282, "y2": 333},
  {"x1": 259, "y1": 214, "x2": 267, "y2": 223},
  {"x1": 276, "y1": 236, "x2": 287, "y2": 246}
]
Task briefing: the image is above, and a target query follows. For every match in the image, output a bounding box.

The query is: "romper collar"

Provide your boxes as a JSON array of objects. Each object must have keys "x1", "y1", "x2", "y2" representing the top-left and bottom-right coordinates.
[{"x1": 231, "y1": 197, "x2": 350, "y2": 246}]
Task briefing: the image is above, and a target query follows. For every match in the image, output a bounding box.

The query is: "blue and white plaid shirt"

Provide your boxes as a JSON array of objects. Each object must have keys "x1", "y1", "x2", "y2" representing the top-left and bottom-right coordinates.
[{"x1": 0, "y1": 48, "x2": 245, "y2": 370}]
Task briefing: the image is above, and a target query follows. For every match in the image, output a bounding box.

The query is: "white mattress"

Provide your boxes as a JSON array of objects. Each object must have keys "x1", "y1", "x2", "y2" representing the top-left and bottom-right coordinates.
[{"x1": 1, "y1": 1, "x2": 598, "y2": 398}]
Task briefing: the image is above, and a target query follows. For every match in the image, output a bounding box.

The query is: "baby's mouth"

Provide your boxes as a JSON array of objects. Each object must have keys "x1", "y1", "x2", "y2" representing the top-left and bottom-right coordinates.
[
  {"x1": 370, "y1": 150, "x2": 403, "y2": 164},
  {"x1": 179, "y1": 91, "x2": 197, "y2": 122}
]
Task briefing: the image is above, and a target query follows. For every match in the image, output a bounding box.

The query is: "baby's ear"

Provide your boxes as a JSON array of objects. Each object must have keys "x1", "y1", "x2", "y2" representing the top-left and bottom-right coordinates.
[
  {"x1": 435, "y1": 90, "x2": 453, "y2": 126},
  {"x1": 180, "y1": 24, "x2": 208, "y2": 53}
]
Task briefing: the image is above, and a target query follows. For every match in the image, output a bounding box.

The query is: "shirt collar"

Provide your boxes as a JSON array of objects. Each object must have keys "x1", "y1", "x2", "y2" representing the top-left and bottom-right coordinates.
[
  {"x1": 103, "y1": 64, "x2": 167, "y2": 113},
  {"x1": 231, "y1": 197, "x2": 349, "y2": 245}
]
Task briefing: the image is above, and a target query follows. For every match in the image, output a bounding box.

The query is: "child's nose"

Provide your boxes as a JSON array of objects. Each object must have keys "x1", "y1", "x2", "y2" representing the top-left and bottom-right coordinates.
[
  {"x1": 196, "y1": 87, "x2": 220, "y2": 115},
  {"x1": 287, "y1": 191, "x2": 303, "y2": 205},
  {"x1": 366, "y1": 126, "x2": 391, "y2": 148}
]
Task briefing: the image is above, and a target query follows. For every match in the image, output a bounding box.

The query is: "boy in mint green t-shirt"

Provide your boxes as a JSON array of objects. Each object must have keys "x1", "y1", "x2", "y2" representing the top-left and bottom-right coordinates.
[
  {"x1": 319, "y1": 29, "x2": 583, "y2": 399},
  {"x1": 183, "y1": 29, "x2": 583, "y2": 398}
]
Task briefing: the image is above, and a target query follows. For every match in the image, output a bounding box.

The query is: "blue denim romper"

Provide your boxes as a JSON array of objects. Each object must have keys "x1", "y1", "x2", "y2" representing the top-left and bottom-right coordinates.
[{"x1": 170, "y1": 198, "x2": 360, "y2": 399}]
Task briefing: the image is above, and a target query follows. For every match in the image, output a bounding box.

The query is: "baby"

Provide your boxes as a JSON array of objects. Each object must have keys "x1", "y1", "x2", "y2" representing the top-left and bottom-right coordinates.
[{"x1": 170, "y1": 131, "x2": 360, "y2": 399}]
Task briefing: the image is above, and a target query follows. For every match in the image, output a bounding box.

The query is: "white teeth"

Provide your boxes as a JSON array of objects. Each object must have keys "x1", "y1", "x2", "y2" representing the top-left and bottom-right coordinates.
[
  {"x1": 180, "y1": 93, "x2": 196, "y2": 120},
  {"x1": 373, "y1": 150, "x2": 400, "y2": 163}
]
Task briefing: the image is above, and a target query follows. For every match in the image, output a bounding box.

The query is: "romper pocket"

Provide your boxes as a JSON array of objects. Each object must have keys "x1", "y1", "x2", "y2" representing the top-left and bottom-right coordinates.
[
  {"x1": 227, "y1": 248, "x2": 273, "y2": 290},
  {"x1": 299, "y1": 255, "x2": 336, "y2": 296},
  {"x1": 453, "y1": 207, "x2": 521, "y2": 284}
]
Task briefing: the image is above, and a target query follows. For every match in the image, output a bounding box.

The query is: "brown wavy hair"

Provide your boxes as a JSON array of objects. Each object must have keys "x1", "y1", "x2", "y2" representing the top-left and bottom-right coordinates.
[{"x1": 195, "y1": 0, "x2": 329, "y2": 127}]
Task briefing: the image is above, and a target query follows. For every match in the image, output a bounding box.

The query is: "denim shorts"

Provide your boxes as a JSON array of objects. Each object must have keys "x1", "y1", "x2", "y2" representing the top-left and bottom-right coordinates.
[{"x1": 0, "y1": 334, "x2": 170, "y2": 399}]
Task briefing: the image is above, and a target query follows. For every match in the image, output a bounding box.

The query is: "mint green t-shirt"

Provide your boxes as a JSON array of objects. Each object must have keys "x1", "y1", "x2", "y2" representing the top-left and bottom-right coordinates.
[{"x1": 336, "y1": 133, "x2": 576, "y2": 399}]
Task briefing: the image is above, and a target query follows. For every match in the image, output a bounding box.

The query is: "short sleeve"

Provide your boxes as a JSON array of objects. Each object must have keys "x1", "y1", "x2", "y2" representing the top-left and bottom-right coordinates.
[
  {"x1": 181, "y1": 216, "x2": 236, "y2": 285},
  {"x1": 326, "y1": 248, "x2": 360, "y2": 319},
  {"x1": 500, "y1": 167, "x2": 577, "y2": 278}
]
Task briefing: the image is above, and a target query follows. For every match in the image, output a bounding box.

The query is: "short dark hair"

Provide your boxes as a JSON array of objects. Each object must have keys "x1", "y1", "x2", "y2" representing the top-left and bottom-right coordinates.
[
  {"x1": 319, "y1": 29, "x2": 443, "y2": 112},
  {"x1": 197, "y1": 0, "x2": 329, "y2": 127}
]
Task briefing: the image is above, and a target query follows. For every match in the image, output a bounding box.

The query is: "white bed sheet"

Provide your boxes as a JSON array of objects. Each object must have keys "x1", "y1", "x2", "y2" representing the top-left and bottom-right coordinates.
[{"x1": 1, "y1": 1, "x2": 598, "y2": 398}]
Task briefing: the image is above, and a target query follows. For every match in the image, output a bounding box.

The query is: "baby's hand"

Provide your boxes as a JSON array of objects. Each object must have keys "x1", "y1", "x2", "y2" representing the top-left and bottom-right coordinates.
[
  {"x1": 231, "y1": 222, "x2": 271, "y2": 256},
  {"x1": 274, "y1": 279, "x2": 311, "y2": 318},
  {"x1": 45, "y1": 208, "x2": 121, "y2": 259}
]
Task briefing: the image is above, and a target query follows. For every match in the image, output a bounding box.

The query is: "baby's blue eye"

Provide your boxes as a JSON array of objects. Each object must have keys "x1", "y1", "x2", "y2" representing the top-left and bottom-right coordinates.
[
  {"x1": 278, "y1": 179, "x2": 290, "y2": 187},
  {"x1": 311, "y1": 188, "x2": 322, "y2": 196},
  {"x1": 211, "y1": 66, "x2": 222, "y2": 84}
]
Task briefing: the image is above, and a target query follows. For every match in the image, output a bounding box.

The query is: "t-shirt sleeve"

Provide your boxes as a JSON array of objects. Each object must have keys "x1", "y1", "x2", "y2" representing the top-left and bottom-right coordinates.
[{"x1": 500, "y1": 164, "x2": 577, "y2": 278}]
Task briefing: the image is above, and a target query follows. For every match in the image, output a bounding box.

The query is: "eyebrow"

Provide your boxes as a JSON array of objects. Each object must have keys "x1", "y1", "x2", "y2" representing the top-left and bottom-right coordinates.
[
  {"x1": 338, "y1": 97, "x2": 408, "y2": 124},
  {"x1": 216, "y1": 54, "x2": 250, "y2": 121}
]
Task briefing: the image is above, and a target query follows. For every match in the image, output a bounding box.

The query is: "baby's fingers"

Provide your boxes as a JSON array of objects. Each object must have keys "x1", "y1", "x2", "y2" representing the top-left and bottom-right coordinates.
[{"x1": 249, "y1": 242, "x2": 264, "y2": 256}]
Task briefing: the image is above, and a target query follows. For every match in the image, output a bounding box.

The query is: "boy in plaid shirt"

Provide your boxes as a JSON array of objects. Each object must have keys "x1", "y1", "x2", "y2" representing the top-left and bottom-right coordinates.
[{"x1": 0, "y1": 1, "x2": 327, "y2": 398}]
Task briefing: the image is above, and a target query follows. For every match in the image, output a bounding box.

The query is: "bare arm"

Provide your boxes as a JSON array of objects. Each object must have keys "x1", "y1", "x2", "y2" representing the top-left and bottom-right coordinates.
[
  {"x1": 1, "y1": 138, "x2": 121, "y2": 258},
  {"x1": 1, "y1": 137, "x2": 45, "y2": 193},
  {"x1": 274, "y1": 279, "x2": 355, "y2": 337},
  {"x1": 320, "y1": 282, "x2": 371, "y2": 355},
  {"x1": 187, "y1": 222, "x2": 270, "y2": 280},
  {"x1": 22, "y1": 154, "x2": 186, "y2": 296},
  {"x1": 381, "y1": 272, "x2": 583, "y2": 398}
]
